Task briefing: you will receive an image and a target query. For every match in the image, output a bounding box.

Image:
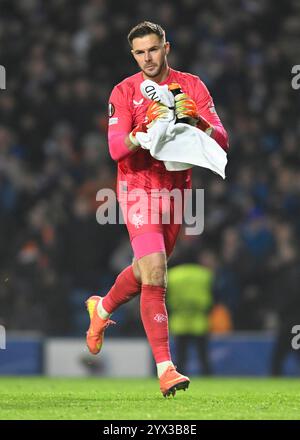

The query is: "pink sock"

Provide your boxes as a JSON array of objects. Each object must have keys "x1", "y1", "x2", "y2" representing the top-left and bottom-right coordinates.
[
  {"x1": 140, "y1": 284, "x2": 171, "y2": 363},
  {"x1": 102, "y1": 265, "x2": 141, "y2": 314}
]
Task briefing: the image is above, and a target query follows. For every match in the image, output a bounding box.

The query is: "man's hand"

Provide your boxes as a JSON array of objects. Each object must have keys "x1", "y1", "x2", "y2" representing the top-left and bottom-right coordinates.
[
  {"x1": 174, "y1": 93, "x2": 199, "y2": 121},
  {"x1": 146, "y1": 101, "x2": 173, "y2": 125},
  {"x1": 128, "y1": 122, "x2": 148, "y2": 147},
  {"x1": 174, "y1": 93, "x2": 213, "y2": 135}
]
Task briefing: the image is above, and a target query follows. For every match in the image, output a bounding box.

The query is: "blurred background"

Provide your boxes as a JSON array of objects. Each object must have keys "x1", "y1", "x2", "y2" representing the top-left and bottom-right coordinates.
[{"x1": 0, "y1": 0, "x2": 300, "y2": 378}]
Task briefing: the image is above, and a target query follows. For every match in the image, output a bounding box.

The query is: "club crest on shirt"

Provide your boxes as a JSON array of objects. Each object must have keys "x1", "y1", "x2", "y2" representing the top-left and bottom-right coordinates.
[
  {"x1": 132, "y1": 213, "x2": 144, "y2": 228},
  {"x1": 108, "y1": 103, "x2": 115, "y2": 117}
]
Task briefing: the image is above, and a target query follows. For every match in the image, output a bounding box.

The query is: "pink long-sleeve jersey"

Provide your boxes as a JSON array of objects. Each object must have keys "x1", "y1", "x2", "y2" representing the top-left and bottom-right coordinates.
[{"x1": 108, "y1": 68, "x2": 229, "y2": 193}]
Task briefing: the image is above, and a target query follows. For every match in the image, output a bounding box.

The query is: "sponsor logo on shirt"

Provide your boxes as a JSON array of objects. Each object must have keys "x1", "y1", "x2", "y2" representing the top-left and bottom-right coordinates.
[{"x1": 133, "y1": 98, "x2": 144, "y2": 106}]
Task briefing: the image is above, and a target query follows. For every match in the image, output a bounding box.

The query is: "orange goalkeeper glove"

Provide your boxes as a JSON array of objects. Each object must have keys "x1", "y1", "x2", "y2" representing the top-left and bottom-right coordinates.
[
  {"x1": 170, "y1": 84, "x2": 213, "y2": 135},
  {"x1": 175, "y1": 94, "x2": 213, "y2": 135},
  {"x1": 146, "y1": 100, "x2": 173, "y2": 125},
  {"x1": 174, "y1": 93, "x2": 199, "y2": 121}
]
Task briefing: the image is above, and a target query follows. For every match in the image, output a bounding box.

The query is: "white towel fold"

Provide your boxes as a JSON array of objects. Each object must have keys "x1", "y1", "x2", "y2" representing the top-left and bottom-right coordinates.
[{"x1": 136, "y1": 80, "x2": 227, "y2": 179}]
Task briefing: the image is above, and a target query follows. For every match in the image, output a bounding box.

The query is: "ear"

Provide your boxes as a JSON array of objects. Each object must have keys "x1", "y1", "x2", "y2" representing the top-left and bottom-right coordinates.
[
  {"x1": 165, "y1": 41, "x2": 170, "y2": 55},
  {"x1": 130, "y1": 49, "x2": 138, "y2": 62}
]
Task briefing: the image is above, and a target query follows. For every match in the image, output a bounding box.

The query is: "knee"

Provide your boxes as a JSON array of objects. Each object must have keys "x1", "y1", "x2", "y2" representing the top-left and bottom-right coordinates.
[{"x1": 142, "y1": 264, "x2": 167, "y2": 287}]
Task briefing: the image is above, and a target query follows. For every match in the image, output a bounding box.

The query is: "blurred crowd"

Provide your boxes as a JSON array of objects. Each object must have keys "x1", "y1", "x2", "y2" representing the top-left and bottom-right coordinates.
[{"x1": 0, "y1": 0, "x2": 300, "y2": 336}]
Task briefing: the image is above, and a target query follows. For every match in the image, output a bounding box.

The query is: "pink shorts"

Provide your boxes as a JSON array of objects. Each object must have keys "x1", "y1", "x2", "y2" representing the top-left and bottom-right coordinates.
[{"x1": 118, "y1": 189, "x2": 185, "y2": 259}]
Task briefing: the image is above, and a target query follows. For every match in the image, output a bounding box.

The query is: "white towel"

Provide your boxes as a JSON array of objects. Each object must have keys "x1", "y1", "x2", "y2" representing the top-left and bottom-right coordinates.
[{"x1": 136, "y1": 80, "x2": 227, "y2": 179}]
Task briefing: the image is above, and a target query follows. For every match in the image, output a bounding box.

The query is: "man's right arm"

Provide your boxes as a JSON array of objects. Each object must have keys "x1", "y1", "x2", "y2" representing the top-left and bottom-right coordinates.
[{"x1": 108, "y1": 85, "x2": 140, "y2": 161}]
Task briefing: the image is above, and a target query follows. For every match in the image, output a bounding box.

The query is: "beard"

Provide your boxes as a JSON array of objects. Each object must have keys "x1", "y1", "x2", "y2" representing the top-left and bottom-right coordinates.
[{"x1": 142, "y1": 59, "x2": 166, "y2": 78}]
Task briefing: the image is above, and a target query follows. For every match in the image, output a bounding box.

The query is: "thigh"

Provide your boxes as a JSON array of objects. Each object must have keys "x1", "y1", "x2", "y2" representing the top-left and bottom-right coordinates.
[
  {"x1": 132, "y1": 232, "x2": 166, "y2": 260},
  {"x1": 119, "y1": 190, "x2": 183, "y2": 259},
  {"x1": 119, "y1": 190, "x2": 167, "y2": 258},
  {"x1": 119, "y1": 191, "x2": 163, "y2": 237}
]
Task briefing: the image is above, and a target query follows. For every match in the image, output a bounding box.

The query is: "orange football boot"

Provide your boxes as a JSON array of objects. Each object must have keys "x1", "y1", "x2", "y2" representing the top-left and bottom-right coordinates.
[
  {"x1": 85, "y1": 295, "x2": 116, "y2": 354},
  {"x1": 159, "y1": 365, "x2": 190, "y2": 397}
]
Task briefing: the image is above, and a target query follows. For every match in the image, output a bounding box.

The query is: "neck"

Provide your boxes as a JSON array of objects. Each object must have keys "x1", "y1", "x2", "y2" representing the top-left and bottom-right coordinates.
[{"x1": 142, "y1": 64, "x2": 170, "y2": 84}]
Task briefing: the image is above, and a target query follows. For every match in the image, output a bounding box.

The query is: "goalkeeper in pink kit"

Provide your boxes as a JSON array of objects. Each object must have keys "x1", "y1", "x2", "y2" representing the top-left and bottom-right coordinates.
[{"x1": 86, "y1": 21, "x2": 229, "y2": 397}]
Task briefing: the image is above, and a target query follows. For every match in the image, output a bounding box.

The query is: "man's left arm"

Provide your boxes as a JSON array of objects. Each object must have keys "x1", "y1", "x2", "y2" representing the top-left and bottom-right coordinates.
[{"x1": 193, "y1": 77, "x2": 229, "y2": 151}]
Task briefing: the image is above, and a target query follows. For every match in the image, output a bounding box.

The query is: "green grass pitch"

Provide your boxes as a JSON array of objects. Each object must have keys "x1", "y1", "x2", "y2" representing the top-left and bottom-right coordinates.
[{"x1": 0, "y1": 377, "x2": 299, "y2": 420}]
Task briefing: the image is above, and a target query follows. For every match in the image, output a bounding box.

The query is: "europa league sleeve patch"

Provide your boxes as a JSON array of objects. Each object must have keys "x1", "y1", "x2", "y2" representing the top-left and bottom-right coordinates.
[{"x1": 108, "y1": 103, "x2": 115, "y2": 117}]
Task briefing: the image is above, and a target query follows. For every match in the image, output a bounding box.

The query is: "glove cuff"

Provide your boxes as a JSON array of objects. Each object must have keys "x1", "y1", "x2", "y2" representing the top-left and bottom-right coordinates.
[
  {"x1": 129, "y1": 131, "x2": 141, "y2": 147},
  {"x1": 205, "y1": 126, "x2": 213, "y2": 136},
  {"x1": 196, "y1": 118, "x2": 213, "y2": 136}
]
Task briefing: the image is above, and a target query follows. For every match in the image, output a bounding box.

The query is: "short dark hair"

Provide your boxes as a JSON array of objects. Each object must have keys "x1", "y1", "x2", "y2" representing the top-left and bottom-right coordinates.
[{"x1": 127, "y1": 21, "x2": 165, "y2": 47}]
